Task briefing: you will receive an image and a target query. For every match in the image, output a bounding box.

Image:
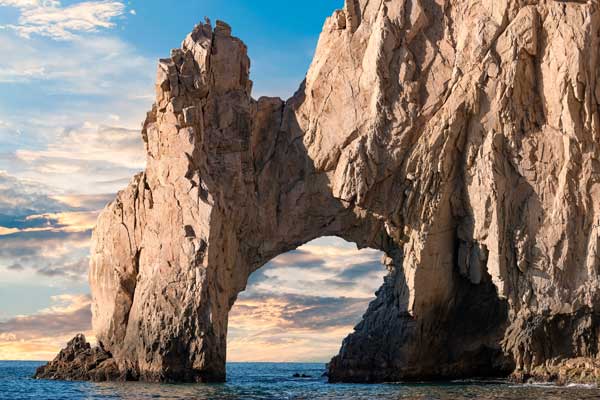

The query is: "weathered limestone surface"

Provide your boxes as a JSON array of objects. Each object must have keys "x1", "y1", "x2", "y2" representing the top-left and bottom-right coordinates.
[{"x1": 37, "y1": 0, "x2": 600, "y2": 384}]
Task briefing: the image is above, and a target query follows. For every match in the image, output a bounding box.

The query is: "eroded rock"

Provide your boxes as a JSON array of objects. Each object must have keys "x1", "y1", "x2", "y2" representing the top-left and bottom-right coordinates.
[
  {"x1": 37, "y1": 0, "x2": 600, "y2": 384},
  {"x1": 34, "y1": 334, "x2": 119, "y2": 381}
]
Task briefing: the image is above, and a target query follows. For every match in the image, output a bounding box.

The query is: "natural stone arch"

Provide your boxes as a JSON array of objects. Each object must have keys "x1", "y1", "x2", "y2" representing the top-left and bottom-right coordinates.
[
  {"x1": 37, "y1": 0, "x2": 600, "y2": 385},
  {"x1": 85, "y1": 14, "x2": 508, "y2": 382}
]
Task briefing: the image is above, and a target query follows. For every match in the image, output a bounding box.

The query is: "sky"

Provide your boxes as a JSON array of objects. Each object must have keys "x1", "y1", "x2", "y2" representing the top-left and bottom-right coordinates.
[{"x1": 0, "y1": 0, "x2": 388, "y2": 363}]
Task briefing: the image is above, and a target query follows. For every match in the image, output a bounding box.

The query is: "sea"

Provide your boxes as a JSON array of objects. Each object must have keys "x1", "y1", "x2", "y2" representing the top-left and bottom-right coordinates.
[{"x1": 1, "y1": 361, "x2": 600, "y2": 400}]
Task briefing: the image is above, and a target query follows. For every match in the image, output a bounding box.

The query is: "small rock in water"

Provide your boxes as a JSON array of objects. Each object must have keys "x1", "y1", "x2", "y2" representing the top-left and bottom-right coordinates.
[
  {"x1": 292, "y1": 373, "x2": 312, "y2": 378},
  {"x1": 34, "y1": 334, "x2": 119, "y2": 381}
]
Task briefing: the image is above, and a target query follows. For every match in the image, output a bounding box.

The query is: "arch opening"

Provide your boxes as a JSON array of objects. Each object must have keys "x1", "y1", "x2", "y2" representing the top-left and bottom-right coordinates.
[{"x1": 226, "y1": 236, "x2": 387, "y2": 363}]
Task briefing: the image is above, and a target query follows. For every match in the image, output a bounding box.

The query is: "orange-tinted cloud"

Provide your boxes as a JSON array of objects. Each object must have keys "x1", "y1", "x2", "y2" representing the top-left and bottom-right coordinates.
[
  {"x1": 226, "y1": 237, "x2": 386, "y2": 361},
  {"x1": 0, "y1": 294, "x2": 93, "y2": 360},
  {"x1": 227, "y1": 292, "x2": 373, "y2": 362},
  {"x1": 0, "y1": 172, "x2": 108, "y2": 281},
  {"x1": 49, "y1": 193, "x2": 114, "y2": 210},
  {"x1": 25, "y1": 210, "x2": 99, "y2": 231},
  {"x1": 0, "y1": 211, "x2": 99, "y2": 237}
]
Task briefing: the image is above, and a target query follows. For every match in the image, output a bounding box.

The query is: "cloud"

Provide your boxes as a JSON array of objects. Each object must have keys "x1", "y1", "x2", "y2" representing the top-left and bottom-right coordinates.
[
  {"x1": 0, "y1": 172, "x2": 109, "y2": 282},
  {"x1": 228, "y1": 290, "x2": 375, "y2": 362},
  {"x1": 37, "y1": 256, "x2": 89, "y2": 278},
  {"x1": 0, "y1": 2, "x2": 153, "y2": 202},
  {"x1": 232, "y1": 291, "x2": 371, "y2": 331},
  {"x1": 6, "y1": 262, "x2": 23, "y2": 271},
  {"x1": 49, "y1": 193, "x2": 114, "y2": 210},
  {"x1": 227, "y1": 237, "x2": 388, "y2": 362},
  {"x1": 0, "y1": 170, "x2": 72, "y2": 218},
  {"x1": 246, "y1": 266, "x2": 271, "y2": 286},
  {"x1": 0, "y1": 1, "x2": 58, "y2": 8},
  {"x1": 0, "y1": 293, "x2": 92, "y2": 360},
  {"x1": 0, "y1": 29, "x2": 150, "y2": 193},
  {"x1": 0, "y1": 31, "x2": 154, "y2": 96},
  {"x1": 0, "y1": 29, "x2": 152, "y2": 197},
  {"x1": 0, "y1": 171, "x2": 111, "y2": 229},
  {"x1": 247, "y1": 237, "x2": 385, "y2": 299},
  {"x1": 267, "y1": 249, "x2": 327, "y2": 269},
  {"x1": 0, "y1": 0, "x2": 127, "y2": 40},
  {"x1": 17, "y1": 123, "x2": 145, "y2": 171},
  {"x1": 0, "y1": 229, "x2": 92, "y2": 281},
  {"x1": 336, "y1": 260, "x2": 383, "y2": 280},
  {"x1": 1, "y1": 123, "x2": 145, "y2": 194},
  {"x1": 18, "y1": 210, "x2": 97, "y2": 232},
  {"x1": 227, "y1": 329, "x2": 349, "y2": 362},
  {"x1": 0, "y1": 294, "x2": 91, "y2": 339}
]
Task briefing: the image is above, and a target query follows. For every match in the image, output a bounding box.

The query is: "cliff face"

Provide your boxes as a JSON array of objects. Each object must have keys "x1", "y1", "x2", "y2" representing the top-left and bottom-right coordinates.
[{"x1": 37, "y1": 0, "x2": 600, "y2": 383}]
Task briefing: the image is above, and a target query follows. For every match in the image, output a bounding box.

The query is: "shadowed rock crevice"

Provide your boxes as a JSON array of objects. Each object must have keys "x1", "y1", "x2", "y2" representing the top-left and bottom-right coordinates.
[{"x1": 36, "y1": 0, "x2": 600, "y2": 384}]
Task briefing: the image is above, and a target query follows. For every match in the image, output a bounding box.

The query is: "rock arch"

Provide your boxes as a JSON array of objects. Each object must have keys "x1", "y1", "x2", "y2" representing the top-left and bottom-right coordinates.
[{"x1": 37, "y1": 0, "x2": 600, "y2": 384}]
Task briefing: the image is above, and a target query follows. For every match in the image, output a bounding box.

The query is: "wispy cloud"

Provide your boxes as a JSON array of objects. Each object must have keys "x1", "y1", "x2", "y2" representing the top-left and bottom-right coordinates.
[
  {"x1": 0, "y1": 294, "x2": 91, "y2": 338},
  {"x1": 24, "y1": 210, "x2": 98, "y2": 232},
  {"x1": 0, "y1": 123, "x2": 145, "y2": 194},
  {"x1": 49, "y1": 193, "x2": 114, "y2": 210},
  {"x1": 247, "y1": 238, "x2": 385, "y2": 299},
  {"x1": 0, "y1": 294, "x2": 92, "y2": 360},
  {"x1": 0, "y1": 18, "x2": 151, "y2": 193},
  {"x1": 228, "y1": 290, "x2": 374, "y2": 362},
  {"x1": 17, "y1": 123, "x2": 145, "y2": 170},
  {"x1": 0, "y1": 0, "x2": 127, "y2": 40},
  {"x1": 0, "y1": 229, "x2": 91, "y2": 281},
  {"x1": 227, "y1": 237, "x2": 387, "y2": 362},
  {"x1": 0, "y1": 170, "x2": 111, "y2": 220},
  {"x1": 0, "y1": 211, "x2": 98, "y2": 239},
  {"x1": 0, "y1": 31, "x2": 153, "y2": 97},
  {"x1": 0, "y1": 169, "x2": 101, "y2": 285},
  {"x1": 231, "y1": 292, "x2": 372, "y2": 332},
  {"x1": 0, "y1": 170, "x2": 73, "y2": 218}
]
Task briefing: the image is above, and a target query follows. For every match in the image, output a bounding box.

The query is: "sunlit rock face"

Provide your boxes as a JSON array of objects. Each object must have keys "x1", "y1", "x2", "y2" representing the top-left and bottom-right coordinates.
[{"x1": 37, "y1": 0, "x2": 600, "y2": 384}]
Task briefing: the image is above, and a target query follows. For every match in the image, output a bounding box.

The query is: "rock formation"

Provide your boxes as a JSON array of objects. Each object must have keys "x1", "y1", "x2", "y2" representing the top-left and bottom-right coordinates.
[
  {"x1": 34, "y1": 334, "x2": 119, "y2": 381},
  {"x1": 36, "y1": 0, "x2": 600, "y2": 384}
]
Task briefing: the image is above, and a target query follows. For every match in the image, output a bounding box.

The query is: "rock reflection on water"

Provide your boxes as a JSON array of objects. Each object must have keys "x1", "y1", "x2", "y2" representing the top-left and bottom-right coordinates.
[{"x1": 3, "y1": 361, "x2": 600, "y2": 400}]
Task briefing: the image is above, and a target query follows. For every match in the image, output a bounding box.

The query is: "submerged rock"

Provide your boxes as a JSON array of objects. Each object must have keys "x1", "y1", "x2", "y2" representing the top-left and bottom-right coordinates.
[
  {"x1": 38, "y1": 0, "x2": 600, "y2": 385},
  {"x1": 292, "y1": 373, "x2": 312, "y2": 378}
]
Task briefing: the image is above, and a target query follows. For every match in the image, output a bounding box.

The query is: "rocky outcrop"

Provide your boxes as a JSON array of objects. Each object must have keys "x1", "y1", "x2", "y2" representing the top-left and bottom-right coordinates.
[
  {"x1": 34, "y1": 334, "x2": 119, "y2": 381},
  {"x1": 37, "y1": 0, "x2": 600, "y2": 384}
]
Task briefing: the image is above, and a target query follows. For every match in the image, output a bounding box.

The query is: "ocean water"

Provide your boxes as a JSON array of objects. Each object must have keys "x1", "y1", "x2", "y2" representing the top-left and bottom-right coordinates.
[{"x1": 1, "y1": 361, "x2": 600, "y2": 400}]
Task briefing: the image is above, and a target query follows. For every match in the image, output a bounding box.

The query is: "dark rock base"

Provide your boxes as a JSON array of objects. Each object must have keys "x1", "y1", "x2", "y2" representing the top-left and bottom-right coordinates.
[
  {"x1": 37, "y1": 333, "x2": 600, "y2": 386},
  {"x1": 34, "y1": 333, "x2": 226, "y2": 383},
  {"x1": 327, "y1": 261, "x2": 515, "y2": 383},
  {"x1": 34, "y1": 334, "x2": 121, "y2": 382}
]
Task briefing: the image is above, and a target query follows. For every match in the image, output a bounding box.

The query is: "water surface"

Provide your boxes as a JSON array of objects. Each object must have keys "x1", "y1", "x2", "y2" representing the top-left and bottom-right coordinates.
[{"x1": 2, "y1": 361, "x2": 599, "y2": 399}]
